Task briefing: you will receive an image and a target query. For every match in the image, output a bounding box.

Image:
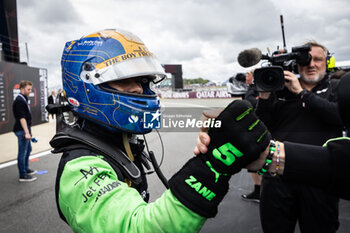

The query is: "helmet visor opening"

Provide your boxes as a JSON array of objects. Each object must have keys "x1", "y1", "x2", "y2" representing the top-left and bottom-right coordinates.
[
  {"x1": 98, "y1": 79, "x2": 157, "y2": 98},
  {"x1": 92, "y1": 56, "x2": 166, "y2": 85}
]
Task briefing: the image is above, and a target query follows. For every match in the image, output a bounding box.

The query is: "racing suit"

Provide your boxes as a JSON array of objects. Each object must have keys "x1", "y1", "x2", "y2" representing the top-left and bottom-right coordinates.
[{"x1": 52, "y1": 120, "x2": 207, "y2": 233}]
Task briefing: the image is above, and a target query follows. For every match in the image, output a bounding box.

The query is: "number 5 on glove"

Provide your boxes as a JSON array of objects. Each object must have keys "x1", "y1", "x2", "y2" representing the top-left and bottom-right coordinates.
[{"x1": 212, "y1": 142, "x2": 243, "y2": 166}]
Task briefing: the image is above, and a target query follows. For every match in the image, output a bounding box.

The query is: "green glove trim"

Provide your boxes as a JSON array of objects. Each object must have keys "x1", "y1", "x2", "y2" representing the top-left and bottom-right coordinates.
[
  {"x1": 257, "y1": 130, "x2": 269, "y2": 143},
  {"x1": 323, "y1": 136, "x2": 350, "y2": 147},
  {"x1": 249, "y1": 119, "x2": 260, "y2": 131},
  {"x1": 236, "y1": 107, "x2": 253, "y2": 121}
]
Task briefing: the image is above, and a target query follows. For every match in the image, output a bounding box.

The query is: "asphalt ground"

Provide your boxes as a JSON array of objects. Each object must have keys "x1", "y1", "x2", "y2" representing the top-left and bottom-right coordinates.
[{"x1": 1, "y1": 98, "x2": 350, "y2": 233}]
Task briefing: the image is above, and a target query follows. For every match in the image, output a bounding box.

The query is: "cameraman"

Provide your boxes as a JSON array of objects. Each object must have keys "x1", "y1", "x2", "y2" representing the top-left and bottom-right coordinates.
[{"x1": 255, "y1": 41, "x2": 343, "y2": 233}]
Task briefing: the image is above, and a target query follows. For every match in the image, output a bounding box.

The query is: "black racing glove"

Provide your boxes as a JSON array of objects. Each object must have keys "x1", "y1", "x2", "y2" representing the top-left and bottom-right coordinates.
[
  {"x1": 200, "y1": 100, "x2": 271, "y2": 175},
  {"x1": 169, "y1": 100, "x2": 270, "y2": 218}
]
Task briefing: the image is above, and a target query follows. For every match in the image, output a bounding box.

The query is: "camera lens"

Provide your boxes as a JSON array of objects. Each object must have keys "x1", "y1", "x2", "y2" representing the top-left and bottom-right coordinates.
[
  {"x1": 254, "y1": 66, "x2": 285, "y2": 92},
  {"x1": 261, "y1": 70, "x2": 279, "y2": 88}
]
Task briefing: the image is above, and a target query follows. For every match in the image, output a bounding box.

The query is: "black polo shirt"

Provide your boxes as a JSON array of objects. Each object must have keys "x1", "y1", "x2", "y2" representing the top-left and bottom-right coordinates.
[
  {"x1": 13, "y1": 94, "x2": 32, "y2": 133},
  {"x1": 256, "y1": 77, "x2": 343, "y2": 146}
]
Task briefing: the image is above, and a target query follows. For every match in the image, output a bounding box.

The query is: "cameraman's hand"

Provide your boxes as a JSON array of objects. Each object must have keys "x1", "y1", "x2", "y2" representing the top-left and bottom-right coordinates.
[
  {"x1": 259, "y1": 92, "x2": 271, "y2": 100},
  {"x1": 284, "y1": 71, "x2": 303, "y2": 94}
]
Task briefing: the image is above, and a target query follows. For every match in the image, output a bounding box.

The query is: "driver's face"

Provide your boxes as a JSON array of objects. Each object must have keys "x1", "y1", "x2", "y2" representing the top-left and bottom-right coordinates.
[{"x1": 108, "y1": 77, "x2": 143, "y2": 94}]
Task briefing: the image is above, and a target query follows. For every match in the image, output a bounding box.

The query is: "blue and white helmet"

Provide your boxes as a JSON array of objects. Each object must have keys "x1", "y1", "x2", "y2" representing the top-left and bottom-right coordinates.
[{"x1": 61, "y1": 29, "x2": 166, "y2": 134}]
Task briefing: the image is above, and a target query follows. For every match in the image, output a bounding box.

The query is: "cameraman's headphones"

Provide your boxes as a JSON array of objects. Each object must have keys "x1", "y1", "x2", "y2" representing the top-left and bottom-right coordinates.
[{"x1": 326, "y1": 51, "x2": 336, "y2": 72}]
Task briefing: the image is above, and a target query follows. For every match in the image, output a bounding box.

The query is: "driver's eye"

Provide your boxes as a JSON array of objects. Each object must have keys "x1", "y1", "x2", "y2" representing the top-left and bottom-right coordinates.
[
  {"x1": 135, "y1": 77, "x2": 149, "y2": 84},
  {"x1": 140, "y1": 78, "x2": 149, "y2": 83}
]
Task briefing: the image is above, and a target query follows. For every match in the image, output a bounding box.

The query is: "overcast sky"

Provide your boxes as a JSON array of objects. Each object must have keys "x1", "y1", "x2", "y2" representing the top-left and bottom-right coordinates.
[{"x1": 16, "y1": 0, "x2": 350, "y2": 89}]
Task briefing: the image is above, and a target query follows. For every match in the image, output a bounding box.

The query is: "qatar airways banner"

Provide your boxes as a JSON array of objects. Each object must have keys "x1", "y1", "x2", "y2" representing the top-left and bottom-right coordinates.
[{"x1": 158, "y1": 90, "x2": 231, "y2": 99}]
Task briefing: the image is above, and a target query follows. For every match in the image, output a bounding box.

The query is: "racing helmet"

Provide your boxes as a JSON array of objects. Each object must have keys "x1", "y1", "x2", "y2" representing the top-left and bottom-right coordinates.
[{"x1": 61, "y1": 29, "x2": 166, "y2": 134}]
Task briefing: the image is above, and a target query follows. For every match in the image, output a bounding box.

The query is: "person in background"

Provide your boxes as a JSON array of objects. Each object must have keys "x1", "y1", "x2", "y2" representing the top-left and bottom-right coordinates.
[
  {"x1": 226, "y1": 73, "x2": 248, "y2": 98},
  {"x1": 48, "y1": 90, "x2": 56, "y2": 104},
  {"x1": 248, "y1": 71, "x2": 350, "y2": 200},
  {"x1": 197, "y1": 41, "x2": 343, "y2": 233},
  {"x1": 253, "y1": 41, "x2": 343, "y2": 233},
  {"x1": 47, "y1": 90, "x2": 56, "y2": 119},
  {"x1": 243, "y1": 71, "x2": 258, "y2": 107},
  {"x1": 13, "y1": 80, "x2": 37, "y2": 182}
]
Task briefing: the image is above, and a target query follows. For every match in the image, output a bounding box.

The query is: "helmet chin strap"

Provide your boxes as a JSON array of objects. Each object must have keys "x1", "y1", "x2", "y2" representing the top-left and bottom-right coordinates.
[
  {"x1": 122, "y1": 133, "x2": 135, "y2": 187},
  {"x1": 122, "y1": 133, "x2": 135, "y2": 162},
  {"x1": 123, "y1": 131, "x2": 170, "y2": 189}
]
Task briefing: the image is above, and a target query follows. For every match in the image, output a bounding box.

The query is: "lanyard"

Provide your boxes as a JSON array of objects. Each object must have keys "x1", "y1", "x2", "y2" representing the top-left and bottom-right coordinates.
[{"x1": 18, "y1": 93, "x2": 31, "y2": 113}]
